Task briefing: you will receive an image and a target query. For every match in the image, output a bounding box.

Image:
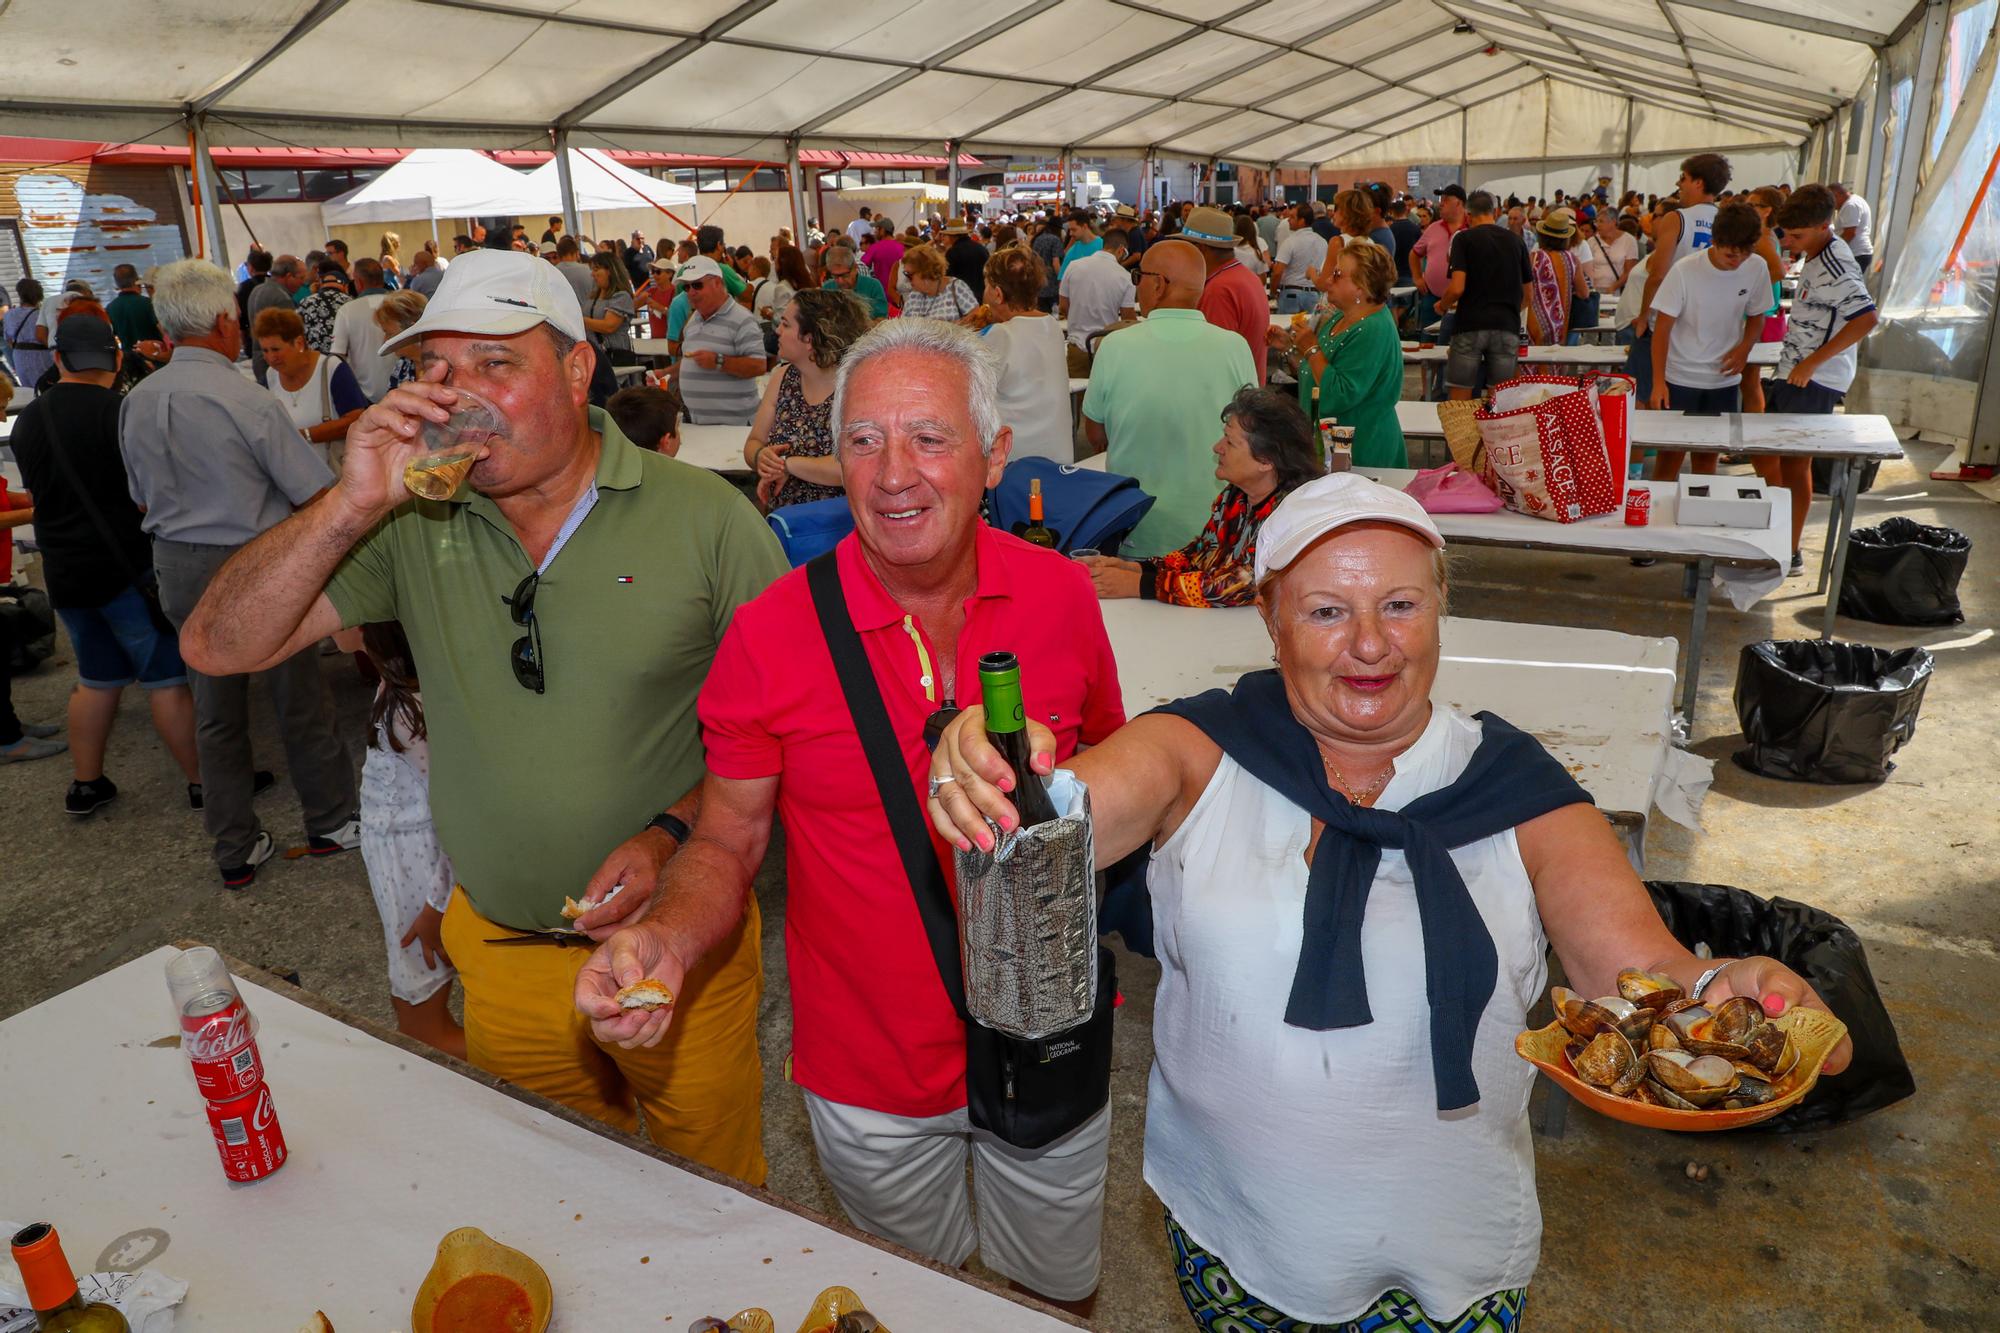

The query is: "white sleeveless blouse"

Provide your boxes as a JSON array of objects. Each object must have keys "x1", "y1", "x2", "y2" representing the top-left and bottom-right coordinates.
[{"x1": 1143, "y1": 704, "x2": 1549, "y2": 1324}]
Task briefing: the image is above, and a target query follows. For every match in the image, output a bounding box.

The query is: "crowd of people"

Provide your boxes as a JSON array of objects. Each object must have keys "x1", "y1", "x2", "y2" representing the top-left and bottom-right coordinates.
[{"x1": 0, "y1": 145, "x2": 1877, "y2": 1330}]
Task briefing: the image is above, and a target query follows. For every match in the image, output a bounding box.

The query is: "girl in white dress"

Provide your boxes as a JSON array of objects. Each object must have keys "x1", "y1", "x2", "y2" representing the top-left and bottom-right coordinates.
[{"x1": 360, "y1": 623, "x2": 464, "y2": 1058}]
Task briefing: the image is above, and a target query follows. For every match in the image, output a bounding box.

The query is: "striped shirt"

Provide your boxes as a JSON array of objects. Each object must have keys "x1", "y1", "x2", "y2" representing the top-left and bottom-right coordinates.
[
  {"x1": 678, "y1": 299, "x2": 765, "y2": 425},
  {"x1": 1778, "y1": 238, "x2": 1874, "y2": 393}
]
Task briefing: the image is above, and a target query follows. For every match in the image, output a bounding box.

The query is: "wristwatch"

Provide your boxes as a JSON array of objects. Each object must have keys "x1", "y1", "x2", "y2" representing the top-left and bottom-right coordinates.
[{"x1": 646, "y1": 811, "x2": 691, "y2": 845}]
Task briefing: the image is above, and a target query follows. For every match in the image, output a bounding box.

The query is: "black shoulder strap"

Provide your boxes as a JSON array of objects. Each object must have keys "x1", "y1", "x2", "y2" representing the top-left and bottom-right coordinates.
[{"x1": 804, "y1": 551, "x2": 969, "y2": 1018}]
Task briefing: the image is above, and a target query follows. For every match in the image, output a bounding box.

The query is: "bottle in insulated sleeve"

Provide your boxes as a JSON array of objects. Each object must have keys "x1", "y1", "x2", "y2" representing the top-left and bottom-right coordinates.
[
  {"x1": 9, "y1": 1224, "x2": 131, "y2": 1331},
  {"x1": 978, "y1": 651, "x2": 1060, "y2": 829},
  {"x1": 165, "y1": 947, "x2": 288, "y2": 1182}
]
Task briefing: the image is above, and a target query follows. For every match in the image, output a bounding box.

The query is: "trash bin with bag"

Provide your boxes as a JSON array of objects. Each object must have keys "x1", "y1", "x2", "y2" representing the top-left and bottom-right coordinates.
[
  {"x1": 1644, "y1": 880, "x2": 1915, "y2": 1132},
  {"x1": 1733, "y1": 640, "x2": 1933, "y2": 783},
  {"x1": 1837, "y1": 517, "x2": 1971, "y2": 626}
]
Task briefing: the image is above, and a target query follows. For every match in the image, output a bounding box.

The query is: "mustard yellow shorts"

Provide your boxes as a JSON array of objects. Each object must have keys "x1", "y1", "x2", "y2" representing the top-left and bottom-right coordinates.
[{"x1": 441, "y1": 885, "x2": 767, "y2": 1186}]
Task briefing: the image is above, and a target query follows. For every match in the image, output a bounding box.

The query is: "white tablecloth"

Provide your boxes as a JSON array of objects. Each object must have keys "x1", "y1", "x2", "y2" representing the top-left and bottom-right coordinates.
[
  {"x1": 1100, "y1": 602, "x2": 1707, "y2": 829},
  {"x1": 0, "y1": 949, "x2": 1074, "y2": 1331}
]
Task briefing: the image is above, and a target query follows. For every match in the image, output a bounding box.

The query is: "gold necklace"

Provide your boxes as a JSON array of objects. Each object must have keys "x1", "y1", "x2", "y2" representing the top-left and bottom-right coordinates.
[{"x1": 1325, "y1": 757, "x2": 1392, "y2": 806}]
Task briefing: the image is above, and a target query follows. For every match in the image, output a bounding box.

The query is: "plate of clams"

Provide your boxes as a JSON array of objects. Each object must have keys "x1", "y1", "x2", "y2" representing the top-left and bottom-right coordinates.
[{"x1": 1515, "y1": 968, "x2": 1848, "y2": 1130}]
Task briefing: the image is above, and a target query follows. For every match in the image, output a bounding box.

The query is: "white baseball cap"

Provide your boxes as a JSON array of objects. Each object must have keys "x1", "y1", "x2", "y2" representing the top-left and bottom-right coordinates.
[
  {"x1": 1252, "y1": 472, "x2": 1445, "y2": 583},
  {"x1": 673, "y1": 255, "x2": 725, "y2": 286},
  {"x1": 379, "y1": 248, "x2": 586, "y2": 354}
]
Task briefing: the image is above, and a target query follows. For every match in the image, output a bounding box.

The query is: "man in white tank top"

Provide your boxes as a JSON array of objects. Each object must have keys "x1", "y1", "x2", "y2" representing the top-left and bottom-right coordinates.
[{"x1": 1635, "y1": 151, "x2": 1727, "y2": 335}]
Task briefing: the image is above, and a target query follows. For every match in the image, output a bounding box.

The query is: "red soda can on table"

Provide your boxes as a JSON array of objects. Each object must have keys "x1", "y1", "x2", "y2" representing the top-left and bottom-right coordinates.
[
  {"x1": 205, "y1": 1082, "x2": 288, "y2": 1182},
  {"x1": 1624, "y1": 486, "x2": 1651, "y2": 526},
  {"x1": 180, "y1": 989, "x2": 265, "y2": 1100}
]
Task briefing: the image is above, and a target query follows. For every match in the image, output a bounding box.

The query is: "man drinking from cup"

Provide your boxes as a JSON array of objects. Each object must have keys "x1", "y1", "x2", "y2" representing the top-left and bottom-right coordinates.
[{"x1": 178, "y1": 249, "x2": 788, "y2": 1184}]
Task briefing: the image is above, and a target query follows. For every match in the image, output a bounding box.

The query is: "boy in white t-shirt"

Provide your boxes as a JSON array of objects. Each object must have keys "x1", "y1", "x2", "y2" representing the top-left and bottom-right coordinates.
[
  {"x1": 1646, "y1": 202, "x2": 1773, "y2": 482},
  {"x1": 1759, "y1": 184, "x2": 1880, "y2": 568}
]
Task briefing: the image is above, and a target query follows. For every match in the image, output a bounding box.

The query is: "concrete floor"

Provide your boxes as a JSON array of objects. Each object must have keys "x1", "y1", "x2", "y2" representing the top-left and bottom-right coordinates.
[{"x1": 4, "y1": 437, "x2": 1996, "y2": 1331}]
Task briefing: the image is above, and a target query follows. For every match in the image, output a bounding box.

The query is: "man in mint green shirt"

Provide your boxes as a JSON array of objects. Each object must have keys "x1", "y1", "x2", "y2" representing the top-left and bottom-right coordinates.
[
  {"x1": 1082, "y1": 238, "x2": 1257, "y2": 556},
  {"x1": 175, "y1": 249, "x2": 786, "y2": 1185},
  {"x1": 822, "y1": 244, "x2": 889, "y2": 318}
]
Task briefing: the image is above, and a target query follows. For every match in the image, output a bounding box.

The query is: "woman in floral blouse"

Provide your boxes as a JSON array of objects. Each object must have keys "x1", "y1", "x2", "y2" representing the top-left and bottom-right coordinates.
[{"x1": 1078, "y1": 386, "x2": 1322, "y2": 608}]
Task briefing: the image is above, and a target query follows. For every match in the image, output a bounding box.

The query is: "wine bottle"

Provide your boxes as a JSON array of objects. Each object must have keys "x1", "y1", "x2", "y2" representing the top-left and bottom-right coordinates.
[
  {"x1": 978, "y1": 651, "x2": 1060, "y2": 829},
  {"x1": 9, "y1": 1224, "x2": 130, "y2": 1331},
  {"x1": 1020, "y1": 478, "x2": 1058, "y2": 549}
]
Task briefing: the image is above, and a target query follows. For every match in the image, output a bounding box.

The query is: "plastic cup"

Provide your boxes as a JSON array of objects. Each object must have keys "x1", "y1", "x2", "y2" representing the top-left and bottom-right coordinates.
[
  {"x1": 404, "y1": 391, "x2": 506, "y2": 501},
  {"x1": 1069, "y1": 548, "x2": 1101, "y2": 560}
]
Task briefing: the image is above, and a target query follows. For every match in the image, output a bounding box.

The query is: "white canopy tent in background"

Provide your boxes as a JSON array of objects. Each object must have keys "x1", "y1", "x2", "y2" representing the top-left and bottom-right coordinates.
[
  {"x1": 319, "y1": 147, "x2": 533, "y2": 233},
  {"x1": 836, "y1": 180, "x2": 990, "y2": 226},
  {"x1": 521, "y1": 148, "x2": 696, "y2": 219}
]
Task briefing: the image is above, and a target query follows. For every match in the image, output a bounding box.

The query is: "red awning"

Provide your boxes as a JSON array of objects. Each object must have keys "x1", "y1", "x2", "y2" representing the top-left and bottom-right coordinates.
[{"x1": 6, "y1": 136, "x2": 981, "y2": 172}]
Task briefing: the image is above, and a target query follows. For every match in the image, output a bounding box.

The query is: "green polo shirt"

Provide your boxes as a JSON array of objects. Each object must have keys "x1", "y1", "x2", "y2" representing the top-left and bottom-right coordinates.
[{"x1": 324, "y1": 409, "x2": 788, "y2": 930}]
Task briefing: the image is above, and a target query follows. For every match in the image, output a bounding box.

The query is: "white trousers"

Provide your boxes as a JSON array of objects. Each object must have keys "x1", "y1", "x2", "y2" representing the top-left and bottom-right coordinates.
[{"x1": 802, "y1": 1091, "x2": 1110, "y2": 1301}]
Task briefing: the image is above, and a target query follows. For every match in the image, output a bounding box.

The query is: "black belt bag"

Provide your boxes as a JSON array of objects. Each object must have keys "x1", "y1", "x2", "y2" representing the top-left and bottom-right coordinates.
[{"x1": 806, "y1": 552, "x2": 1115, "y2": 1150}]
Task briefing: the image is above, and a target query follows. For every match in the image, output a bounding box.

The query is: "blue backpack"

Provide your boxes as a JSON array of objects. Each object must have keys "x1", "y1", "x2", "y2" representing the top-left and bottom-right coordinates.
[
  {"x1": 766, "y1": 496, "x2": 854, "y2": 566},
  {"x1": 986, "y1": 457, "x2": 1154, "y2": 554}
]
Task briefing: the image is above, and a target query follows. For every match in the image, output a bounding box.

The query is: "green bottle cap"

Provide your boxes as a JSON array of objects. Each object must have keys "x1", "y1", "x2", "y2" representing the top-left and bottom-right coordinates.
[{"x1": 978, "y1": 651, "x2": 1027, "y2": 733}]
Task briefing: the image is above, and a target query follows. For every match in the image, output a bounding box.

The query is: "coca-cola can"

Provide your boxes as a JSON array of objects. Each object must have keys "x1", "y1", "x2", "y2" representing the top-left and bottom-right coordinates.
[
  {"x1": 181, "y1": 991, "x2": 264, "y2": 1101},
  {"x1": 205, "y1": 1083, "x2": 288, "y2": 1182},
  {"x1": 1624, "y1": 486, "x2": 1652, "y2": 526}
]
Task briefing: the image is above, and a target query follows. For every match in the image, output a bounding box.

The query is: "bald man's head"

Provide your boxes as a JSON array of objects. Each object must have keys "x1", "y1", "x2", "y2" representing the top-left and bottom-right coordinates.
[{"x1": 1140, "y1": 239, "x2": 1206, "y2": 313}]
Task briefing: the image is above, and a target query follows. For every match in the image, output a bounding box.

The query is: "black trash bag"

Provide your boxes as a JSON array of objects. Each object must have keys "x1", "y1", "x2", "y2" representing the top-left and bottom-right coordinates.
[
  {"x1": 0, "y1": 583, "x2": 56, "y2": 672},
  {"x1": 1644, "y1": 880, "x2": 1915, "y2": 1133},
  {"x1": 1733, "y1": 640, "x2": 1933, "y2": 783},
  {"x1": 1838, "y1": 517, "x2": 1971, "y2": 626}
]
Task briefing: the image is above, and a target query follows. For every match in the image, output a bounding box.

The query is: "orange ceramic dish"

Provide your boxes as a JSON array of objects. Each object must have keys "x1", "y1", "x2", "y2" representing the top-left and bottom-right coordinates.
[{"x1": 1515, "y1": 1005, "x2": 1849, "y2": 1131}]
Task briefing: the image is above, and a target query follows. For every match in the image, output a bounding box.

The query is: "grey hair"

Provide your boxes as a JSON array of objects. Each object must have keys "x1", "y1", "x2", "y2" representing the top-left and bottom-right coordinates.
[
  {"x1": 151, "y1": 259, "x2": 239, "y2": 340},
  {"x1": 822, "y1": 245, "x2": 857, "y2": 271},
  {"x1": 829, "y1": 317, "x2": 1003, "y2": 456}
]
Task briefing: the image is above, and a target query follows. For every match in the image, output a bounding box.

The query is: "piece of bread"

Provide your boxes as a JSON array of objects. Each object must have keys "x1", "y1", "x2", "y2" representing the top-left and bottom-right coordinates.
[
  {"x1": 297, "y1": 1314, "x2": 334, "y2": 1333},
  {"x1": 560, "y1": 896, "x2": 587, "y2": 921},
  {"x1": 616, "y1": 979, "x2": 676, "y2": 1011}
]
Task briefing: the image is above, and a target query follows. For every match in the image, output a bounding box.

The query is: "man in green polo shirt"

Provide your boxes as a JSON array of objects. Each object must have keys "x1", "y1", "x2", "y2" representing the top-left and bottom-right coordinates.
[
  {"x1": 1082, "y1": 238, "x2": 1257, "y2": 556},
  {"x1": 179, "y1": 248, "x2": 786, "y2": 1186}
]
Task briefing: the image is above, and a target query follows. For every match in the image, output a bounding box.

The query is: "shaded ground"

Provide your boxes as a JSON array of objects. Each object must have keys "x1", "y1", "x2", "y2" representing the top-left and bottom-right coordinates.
[{"x1": 4, "y1": 438, "x2": 1994, "y2": 1330}]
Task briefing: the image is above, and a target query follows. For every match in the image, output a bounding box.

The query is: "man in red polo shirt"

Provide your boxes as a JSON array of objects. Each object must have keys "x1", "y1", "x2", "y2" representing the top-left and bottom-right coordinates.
[
  {"x1": 1185, "y1": 204, "x2": 1269, "y2": 383},
  {"x1": 577, "y1": 318, "x2": 1125, "y2": 1311}
]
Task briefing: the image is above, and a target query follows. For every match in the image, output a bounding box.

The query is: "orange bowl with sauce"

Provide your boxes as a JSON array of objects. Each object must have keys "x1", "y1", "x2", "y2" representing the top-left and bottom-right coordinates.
[{"x1": 411, "y1": 1227, "x2": 552, "y2": 1333}]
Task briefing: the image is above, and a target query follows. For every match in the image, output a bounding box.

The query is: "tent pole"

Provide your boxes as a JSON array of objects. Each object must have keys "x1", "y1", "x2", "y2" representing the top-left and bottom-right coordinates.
[
  {"x1": 1309, "y1": 162, "x2": 1320, "y2": 202},
  {"x1": 946, "y1": 138, "x2": 962, "y2": 220},
  {"x1": 552, "y1": 128, "x2": 581, "y2": 238},
  {"x1": 1458, "y1": 111, "x2": 1467, "y2": 190},
  {"x1": 1620, "y1": 99, "x2": 1633, "y2": 200},
  {"x1": 189, "y1": 114, "x2": 230, "y2": 273},
  {"x1": 785, "y1": 136, "x2": 808, "y2": 246},
  {"x1": 1879, "y1": 0, "x2": 1948, "y2": 291},
  {"x1": 1863, "y1": 51, "x2": 1889, "y2": 212},
  {"x1": 1059, "y1": 146, "x2": 1073, "y2": 210},
  {"x1": 1207, "y1": 158, "x2": 1219, "y2": 204}
]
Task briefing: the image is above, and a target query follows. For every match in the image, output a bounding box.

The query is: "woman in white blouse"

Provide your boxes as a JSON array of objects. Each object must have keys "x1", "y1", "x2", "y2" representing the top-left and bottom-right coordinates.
[
  {"x1": 969, "y1": 245, "x2": 1073, "y2": 463},
  {"x1": 927, "y1": 475, "x2": 1851, "y2": 1333}
]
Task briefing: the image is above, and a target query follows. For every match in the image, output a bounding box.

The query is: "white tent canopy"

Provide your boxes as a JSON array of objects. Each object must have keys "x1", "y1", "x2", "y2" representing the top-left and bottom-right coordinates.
[
  {"x1": 838, "y1": 182, "x2": 990, "y2": 206},
  {"x1": 319, "y1": 148, "x2": 534, "y2": 225},
  {"x1": 0, "y1": 0, "x2": 1912, "y2": 167},
  {"x1": 520, "y1": 148, "x2": 696, "y2": 216}
]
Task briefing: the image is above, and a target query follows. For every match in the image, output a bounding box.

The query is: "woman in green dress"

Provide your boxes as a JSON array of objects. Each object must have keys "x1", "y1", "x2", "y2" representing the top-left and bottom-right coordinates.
[{"x1": 1274, "y1": 238, "x2": 1407, "y2": 467}]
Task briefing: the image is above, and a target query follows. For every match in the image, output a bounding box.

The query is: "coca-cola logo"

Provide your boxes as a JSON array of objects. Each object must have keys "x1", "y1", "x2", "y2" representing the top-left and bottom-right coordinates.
[
  {"x1": 251, "y1": 1088, "x2": 277, "y2": 1131},
  {"x1": 183, "y1": 1010, "x2": 252, "y2": 1061}
]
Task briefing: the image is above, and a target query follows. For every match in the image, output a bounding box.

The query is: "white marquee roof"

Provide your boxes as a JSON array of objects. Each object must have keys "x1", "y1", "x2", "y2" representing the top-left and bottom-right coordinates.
[{"x1": 0, "y1": 0, "x2": 1911, "y2": 167}]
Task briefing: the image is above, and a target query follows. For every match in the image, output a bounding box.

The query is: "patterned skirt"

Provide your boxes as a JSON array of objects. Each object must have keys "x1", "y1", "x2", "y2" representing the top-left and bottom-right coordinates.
[{"x1": 1166, "y1": 1213, "x2": 1528, "y2": 1333}]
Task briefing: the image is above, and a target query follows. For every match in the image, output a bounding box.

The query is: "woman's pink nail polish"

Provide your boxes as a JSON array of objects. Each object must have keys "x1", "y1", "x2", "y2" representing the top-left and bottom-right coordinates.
[{"x1": 1762, "y1": 992, "x2": 1786, "y2": 1015}]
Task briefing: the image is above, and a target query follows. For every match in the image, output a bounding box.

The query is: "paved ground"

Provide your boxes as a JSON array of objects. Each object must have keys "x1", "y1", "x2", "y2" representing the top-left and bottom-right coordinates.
[{"x1": 4, "y1": 437, "x2": 1994, "y2": 1331}]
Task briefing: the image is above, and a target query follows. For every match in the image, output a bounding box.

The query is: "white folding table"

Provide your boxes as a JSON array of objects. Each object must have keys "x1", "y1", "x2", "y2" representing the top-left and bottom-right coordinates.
[
  {"x1": 1077, "y1": 454, "x2": 1783, "y2": 732},
  {"x1": 1395, "y1": 403, "x2": 1905, "y2": 637},
  {"x1": 0, "y1": 948, "x2": 1078, "y2": 1331}
]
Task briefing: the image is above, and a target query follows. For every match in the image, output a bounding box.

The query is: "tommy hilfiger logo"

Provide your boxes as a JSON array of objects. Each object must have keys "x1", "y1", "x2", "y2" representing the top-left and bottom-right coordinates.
[{"x1": 616, "y1": 576, "x2": 635, "y2": 584}]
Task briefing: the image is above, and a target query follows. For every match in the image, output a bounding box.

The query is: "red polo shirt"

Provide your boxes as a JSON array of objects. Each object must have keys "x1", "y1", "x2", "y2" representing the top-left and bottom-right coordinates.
[
  {"x1": 698, "y1": 526, "x2": 1125, "y2": 1118},
  {"x1": 1199, "y1": 258, "x2": 1270, "y2": 383}
]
